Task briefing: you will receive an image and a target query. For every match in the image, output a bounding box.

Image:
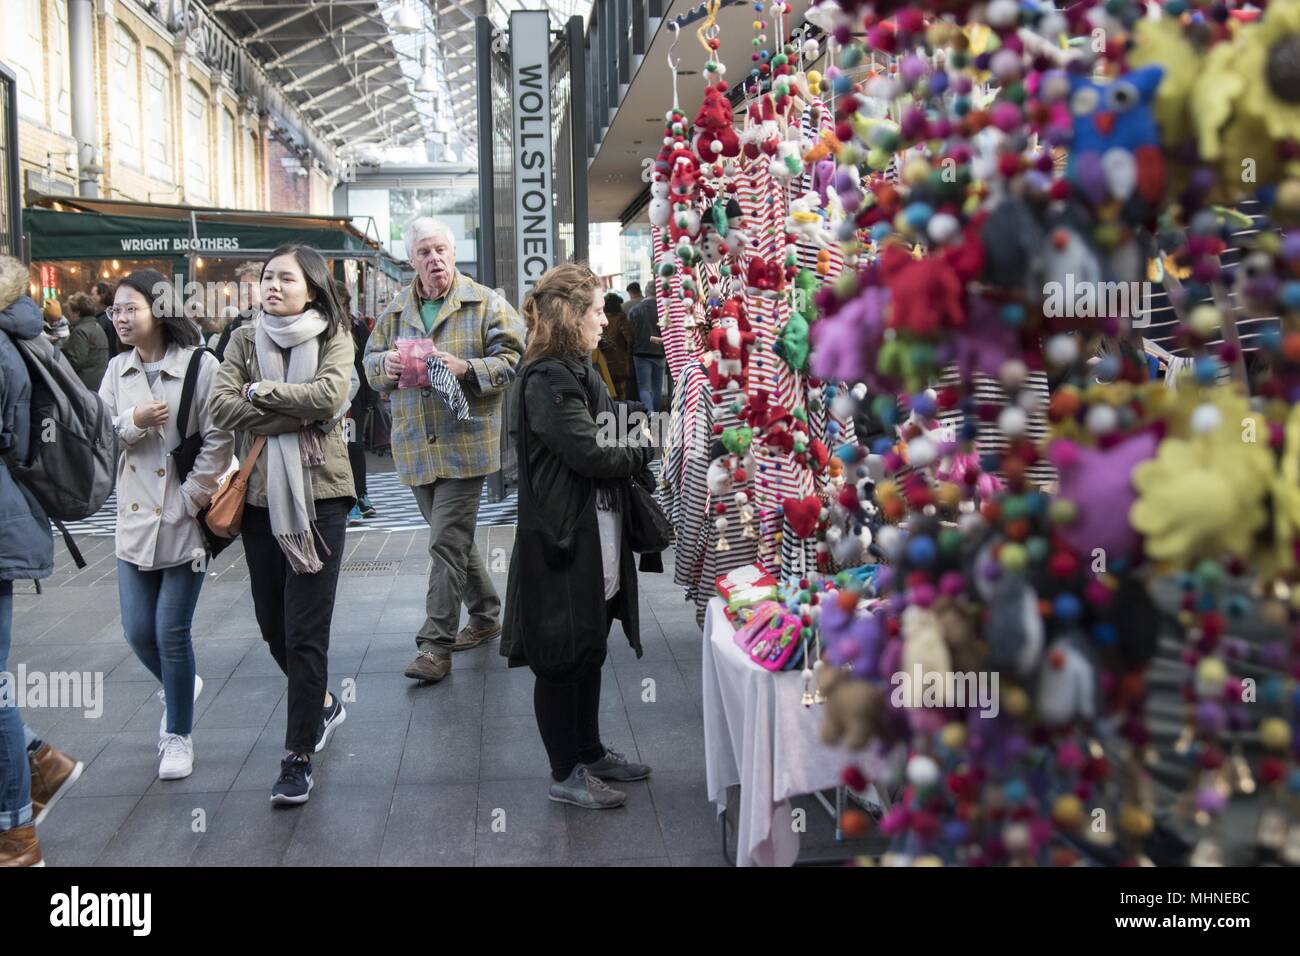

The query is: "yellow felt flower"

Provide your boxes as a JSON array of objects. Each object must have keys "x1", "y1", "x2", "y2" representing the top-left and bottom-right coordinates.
[
  {"x1": 1129, "y1": 18, "x2": 1201, "y2": 148},
  {"x1": 1273, "y1": 403, "x2": 1300, "y2": 576},
  {"x1": 1130, "y1": 405, "x2": 1273, "y2": 565},
  {"x1": 1233, "y1": 3, "x2": 1300, "y2": 145}
]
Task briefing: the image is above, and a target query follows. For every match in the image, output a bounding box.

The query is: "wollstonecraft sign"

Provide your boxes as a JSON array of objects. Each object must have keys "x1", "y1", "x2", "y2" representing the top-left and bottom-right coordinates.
[{"x1": 510, "y1": 10, "x2": 555, "y2": 301}]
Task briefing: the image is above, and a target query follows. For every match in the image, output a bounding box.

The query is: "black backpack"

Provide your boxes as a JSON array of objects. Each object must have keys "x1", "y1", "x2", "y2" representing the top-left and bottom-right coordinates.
[{"x1": 5, "y1": 333, "x2": 117, "y2": 567}]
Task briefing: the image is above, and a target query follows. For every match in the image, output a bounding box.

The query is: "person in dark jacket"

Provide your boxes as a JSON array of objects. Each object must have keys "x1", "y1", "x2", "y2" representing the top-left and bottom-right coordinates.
[
  {"x1": 0, "y1": 255, "x2": 83, "y2": 867},
  {"x1": 598, "y1": 291, "x2": 637, "y2": 401},
  {"x1": 628, "y1": 294, "x2": 665, "y2": 412},
  {"x1": 93, "y1": 280, "x2": 122, "y2": 357},
  {"x1": 501, "y1": 263, "x2": 654, "y2": 810},
  {"x1": 213, "y1": 261, "x2": 263, "y2": 362},
  {"x1": 62, "y1": 291, "x2": 109, "y2": 390}
]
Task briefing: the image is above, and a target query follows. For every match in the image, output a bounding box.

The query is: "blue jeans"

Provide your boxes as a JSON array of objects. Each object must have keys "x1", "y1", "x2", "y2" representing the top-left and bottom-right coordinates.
[
  {"x1": 634, "y1": 356, "x2": 665, "y2": 413},
  {"x1": 117, "y1": 560, "x2": 204, "y2": 736},
  {"x1": 0, "y1": 582, "x2": 33, "y2": 833}
]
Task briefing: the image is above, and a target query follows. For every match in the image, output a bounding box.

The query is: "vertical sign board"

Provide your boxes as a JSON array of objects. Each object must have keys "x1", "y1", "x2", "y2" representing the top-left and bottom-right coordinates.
[{"x1": 510, "y1": 10, "x2": 554, "y2": 303}]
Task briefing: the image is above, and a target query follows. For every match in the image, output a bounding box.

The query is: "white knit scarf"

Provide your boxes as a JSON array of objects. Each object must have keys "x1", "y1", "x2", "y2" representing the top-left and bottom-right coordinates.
[{"x1": 255, "y1": 308, "x2": 329, "y2": 574}]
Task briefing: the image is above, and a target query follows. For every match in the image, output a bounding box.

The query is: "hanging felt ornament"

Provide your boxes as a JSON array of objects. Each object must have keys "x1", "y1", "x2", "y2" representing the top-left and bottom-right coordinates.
[{"x1": 1036, "y1": 635, "x2": 1100, "y2": 728}]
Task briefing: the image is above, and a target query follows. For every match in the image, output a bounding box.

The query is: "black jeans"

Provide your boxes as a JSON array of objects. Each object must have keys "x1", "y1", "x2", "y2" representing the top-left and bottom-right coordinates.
[
  {"x1": 241, "y1": 497, "x2": 349, "y2": 755},
  {"x1": 532, "y1": 598, "x2": 617, "y2": 781},
  {"x1": 347, "y1": 438, "x2": 368, "y2": 500}
]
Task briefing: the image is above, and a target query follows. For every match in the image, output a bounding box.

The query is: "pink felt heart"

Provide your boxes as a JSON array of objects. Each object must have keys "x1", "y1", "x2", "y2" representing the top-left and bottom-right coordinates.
[{"x1": 783, "y1": 495, "x2": 822, "y2": 539}]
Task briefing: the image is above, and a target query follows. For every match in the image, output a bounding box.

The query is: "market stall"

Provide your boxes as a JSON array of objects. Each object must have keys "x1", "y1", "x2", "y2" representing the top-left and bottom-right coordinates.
[{"x1": 645, "y1": 0, "x2": 1300, "y2": 867}]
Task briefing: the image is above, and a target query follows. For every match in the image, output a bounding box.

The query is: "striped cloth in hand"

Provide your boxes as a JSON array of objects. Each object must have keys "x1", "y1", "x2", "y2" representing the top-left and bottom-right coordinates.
[{"x1": 424, "y1": 353, "x2": 472, "y2": 422}]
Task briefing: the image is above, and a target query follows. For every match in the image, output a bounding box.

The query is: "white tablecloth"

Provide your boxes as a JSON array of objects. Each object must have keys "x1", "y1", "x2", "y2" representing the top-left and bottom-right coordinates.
[{"x1": 702, "y1": 597, "x2": 854, "y2": 866}]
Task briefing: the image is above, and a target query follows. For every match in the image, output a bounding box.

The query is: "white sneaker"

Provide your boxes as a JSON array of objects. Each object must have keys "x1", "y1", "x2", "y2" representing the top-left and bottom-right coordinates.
[
  {"x1": 158, "y1": 734, "x2": 194, "y2": 781},
  {"x1": 159, "y1": 674, "x2": 204, "y2": 737}
]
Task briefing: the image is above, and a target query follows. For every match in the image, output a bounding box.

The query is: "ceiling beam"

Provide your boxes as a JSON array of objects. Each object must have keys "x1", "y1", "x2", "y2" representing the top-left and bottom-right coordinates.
[
  {"x1": 263, "y1": 15, "x2": 370, "y2": 69},
  {"x1": 282, "y1": 38, "x2": 389, "y2": 90},
  {"x1": 297, "y1": 64, "x2": 390, "y2": 108},
  {"x1": 246, "y1": 6, "x2": 318, "y2": 39}
]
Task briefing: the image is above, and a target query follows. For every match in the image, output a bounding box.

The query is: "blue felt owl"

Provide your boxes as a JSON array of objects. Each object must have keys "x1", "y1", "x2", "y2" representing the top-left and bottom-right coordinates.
[{"x1": 1066, "y1": 65, "x2": 1166, "y2": 211}]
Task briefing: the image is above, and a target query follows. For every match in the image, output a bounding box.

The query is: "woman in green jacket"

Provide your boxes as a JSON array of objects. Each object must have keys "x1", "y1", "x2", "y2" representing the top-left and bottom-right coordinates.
[{"x1": 210, "y1": 244, "x2": 355, "y2": 808}]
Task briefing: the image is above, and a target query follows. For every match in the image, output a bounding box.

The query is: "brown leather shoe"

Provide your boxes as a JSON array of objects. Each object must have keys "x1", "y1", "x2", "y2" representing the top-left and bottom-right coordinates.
[
  {"x1": 452, "y1": 622, "x2": 501, "y2": 652},
  {"x1": 29, "y1": 743, "x2": 84, "y2": 827},
  {"x1": 403, "y1": 649, "x2": 451, "y2": 682},
  {"x1": 0, "y1": 825, "x2": 43, "y2": 867}
]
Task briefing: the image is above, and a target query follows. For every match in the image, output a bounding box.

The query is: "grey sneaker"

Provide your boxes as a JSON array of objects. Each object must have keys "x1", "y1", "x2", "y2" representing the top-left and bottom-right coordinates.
[
  {"x1": 548, "y1": 766, "x2": 626, "y2": 809},
  {"x1": 582, "y1": 745, "x2": 652, "y2": 782},
  {"x1": 404, "y1": 649, "x2": 451, "y2": 682}
]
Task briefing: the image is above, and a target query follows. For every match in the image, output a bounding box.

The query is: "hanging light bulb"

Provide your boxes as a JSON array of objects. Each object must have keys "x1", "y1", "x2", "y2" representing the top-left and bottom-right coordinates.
[
  {"x1": 392, "y1": 0, "x2": 420, "y2": 33},
  {"x1": 415, "y1": 46, "x2": 437, "y2": 92}
]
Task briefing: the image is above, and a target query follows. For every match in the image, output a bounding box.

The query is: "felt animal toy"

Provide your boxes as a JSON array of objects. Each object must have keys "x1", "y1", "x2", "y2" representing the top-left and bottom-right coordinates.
[
  {"x1": 740, "y1": 94, "x2": 782, "y2": 160},
  {"x1": 762, "y1": 403, "x2": 796, "y2": 454},
  {"x1": 810, "y1": 286, "x2": 889, "y2": 385},
  {"x1": 786, "y1": 192, "x2": 835, "y2": 249},
  {"x1": 693, "y1": 82, "x2": 741, "y2": 165},
  {"x1": 1049, "y1": 433, "x2": 1158, "y2": 563},
  {"x1": 1065, "y1": 66, "x2": 1166, "y2": 210},
  {"x1": 899, "y1": 606, "x2": 953, "y2": 709},
  {"x1": 741, "y1": 389, "x2": 771, "y2": 432},
  {"x1": 818, "y1": 665, "x2": 891, "y2": 750},
  {"x1": 706, "y1": 298, "x2": 755, "y2": 393},
  {"x1": 1036, "y1": 635, "x2": 1099, "y2": 727},
  {"x1": 744, "y1": 256, "x2": 786, "y2": 296},
  {"x1": 984, "y1": 577, "x2": 1044, "y2": 678},
  {"x1": 769, "y1": 139, "x2": 804, "y2": 180},
  {"x1": 821, "y1": 599, "x2": 886, "y2": 680},
  {"x1": 775, "y1": 308, "x2": 811, "y2": 373},
  {"x1": 933, "y1": 598, "x2": 982, "y2": 675},
  {"x1": 706, "y1": 456, "x2": 734, "y2": 499}
]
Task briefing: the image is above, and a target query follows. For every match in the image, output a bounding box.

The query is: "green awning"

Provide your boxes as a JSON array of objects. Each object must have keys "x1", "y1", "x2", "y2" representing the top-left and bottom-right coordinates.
[{"x1": 23, "y1": 206, "x2": 371, "y2": 261}]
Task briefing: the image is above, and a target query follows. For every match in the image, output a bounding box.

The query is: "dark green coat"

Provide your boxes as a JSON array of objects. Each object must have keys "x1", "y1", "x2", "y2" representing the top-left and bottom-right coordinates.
[
  {"x1": 63, "y1": 314, "x2": 109, "y2": 390},
  {"x1": 501, "y1": 357, "x2": 653, "y2": 677}
]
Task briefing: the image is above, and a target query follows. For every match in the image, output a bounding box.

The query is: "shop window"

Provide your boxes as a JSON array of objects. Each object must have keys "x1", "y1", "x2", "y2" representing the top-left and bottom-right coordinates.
[
  {"x1": 5, "y1": 0, "x2": 48, "y2": 122},
  {"x1": 50, "y1": 0, "x2": 71, "y2": 134},
  {"x1": 144, "y1": 50, "x2": 172, "y2": 182},
  {"x1": 184, "y1": 81, "x2": 210, "y2": 203},
  {"x1": 218, "y1": 107, "x2": 235, "y2": 207},
  {"x1": 112, "y1": 25, "x2": 140, "y2": 156}
]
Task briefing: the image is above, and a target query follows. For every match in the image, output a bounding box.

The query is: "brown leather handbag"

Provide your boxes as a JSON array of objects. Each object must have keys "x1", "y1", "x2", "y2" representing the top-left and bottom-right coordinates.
[{"x1": 203, "y1": 435, "x2": 267, "y2": 539}]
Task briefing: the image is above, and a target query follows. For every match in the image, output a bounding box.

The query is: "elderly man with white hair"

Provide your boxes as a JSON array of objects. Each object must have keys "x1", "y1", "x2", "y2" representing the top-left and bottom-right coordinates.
[{"x1": 364, "y1": 217, "x2": 526, "y2": 683}]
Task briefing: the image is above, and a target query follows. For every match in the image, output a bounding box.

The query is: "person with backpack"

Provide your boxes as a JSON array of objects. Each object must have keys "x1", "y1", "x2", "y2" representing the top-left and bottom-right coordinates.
[
  {"x1": 0, "y1": 255, "x2": 85, "y2": 867},
  {"x1": 209, "y1": 245, "x2": 355, "y2": 807},
  {"x1": 502, "y1": 263, "x2": 654, "y2": 810},
  {"x1": 98, "y1": 270, "x2": 234, "y2": 782}
]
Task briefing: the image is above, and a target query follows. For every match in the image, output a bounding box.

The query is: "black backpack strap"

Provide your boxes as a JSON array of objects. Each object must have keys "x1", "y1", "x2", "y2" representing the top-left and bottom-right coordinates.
[
  {"x1": 51, "y1": 517, "x2": 87, "y2": 569},
  {"x1": 176, "y1": 346, "x2": 211, "y2": 443}
]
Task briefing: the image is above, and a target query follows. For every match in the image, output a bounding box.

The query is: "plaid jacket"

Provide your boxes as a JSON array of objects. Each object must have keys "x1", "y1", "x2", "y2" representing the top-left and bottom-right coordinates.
[{"x1": 364, "y1": 273, "x2": 525, "y2": 485}]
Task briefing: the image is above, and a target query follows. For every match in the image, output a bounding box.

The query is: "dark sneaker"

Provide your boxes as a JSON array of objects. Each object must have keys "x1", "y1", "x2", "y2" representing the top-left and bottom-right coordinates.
[
  {"x1": 582, "y1": 745, "x2": 652, "y2": 782},
  {"x1": 29, "y1": 743, "x2": 84, "y2": 826},
  {"x1": 358, "y1": 495, "x2": 377, "y2": 518},
  {"x1": 0, "y1": 824, "x2": 42, "y2": 867},
  {"x1": 270, "y1": 754, "x2": 313, "y2": 807},
  {"x1": 315, "y1": 694, "x2": 347, "y2": 753},
  {"x1": 404, "y1": 649, "x2": 451, "y2": 682},
  {"x1": 548, "y1": 766, "x2": 627, "y2": 809},
  {"x1": 452, "y1": 622, "x2": 501, "y2": 652}
]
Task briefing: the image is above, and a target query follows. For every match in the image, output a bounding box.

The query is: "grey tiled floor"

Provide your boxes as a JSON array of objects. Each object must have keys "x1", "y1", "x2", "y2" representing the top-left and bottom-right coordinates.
[{"x1": 12, "y1": 530, "x2": 795, "y2": 867}]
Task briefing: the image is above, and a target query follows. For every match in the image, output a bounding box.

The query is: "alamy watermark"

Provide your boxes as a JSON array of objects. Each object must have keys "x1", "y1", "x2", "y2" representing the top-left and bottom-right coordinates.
[
  {"x1": 1042, "y1": 275, "x2": 1153, "y2": 328},
  {"x1": 890, "y1": 665, "x2": 1000, "y2": 719},
  {"x1": 0, "y1": 666, "x2": 104, "y2": 719}
]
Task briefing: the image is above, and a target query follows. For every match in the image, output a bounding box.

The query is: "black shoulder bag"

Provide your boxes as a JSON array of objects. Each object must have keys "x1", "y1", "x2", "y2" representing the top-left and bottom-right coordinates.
[{"x1": 171, "y1": 347, "x2": 233, "y2": 558}]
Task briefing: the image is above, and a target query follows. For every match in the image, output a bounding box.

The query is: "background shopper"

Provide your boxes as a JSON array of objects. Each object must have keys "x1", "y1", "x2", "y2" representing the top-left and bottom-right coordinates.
[
  {"x1": 501, "y1": 263, "x2": 654, "y2": 810},
  {"x1": 99, "y1": 270, "x2": 234, "y2": 782},
  {"x1": 93, "y1": 280, "x2": 122, "y2": 356},
  {"x1": 210, "y1": 244, "x2": 354, "y2": 807},
  {"x1": 628, "y1": 292, "x2": 665, "y2": 412},
  {"x1": 599, "y1": 292, "x2": 637, "y2": 401},
  {"x1": 213, "y1": 261, "x2": 263, "y2": 362},
  {"x1": 62, "y1": 291, "x2": 110, "y2": 390}
]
